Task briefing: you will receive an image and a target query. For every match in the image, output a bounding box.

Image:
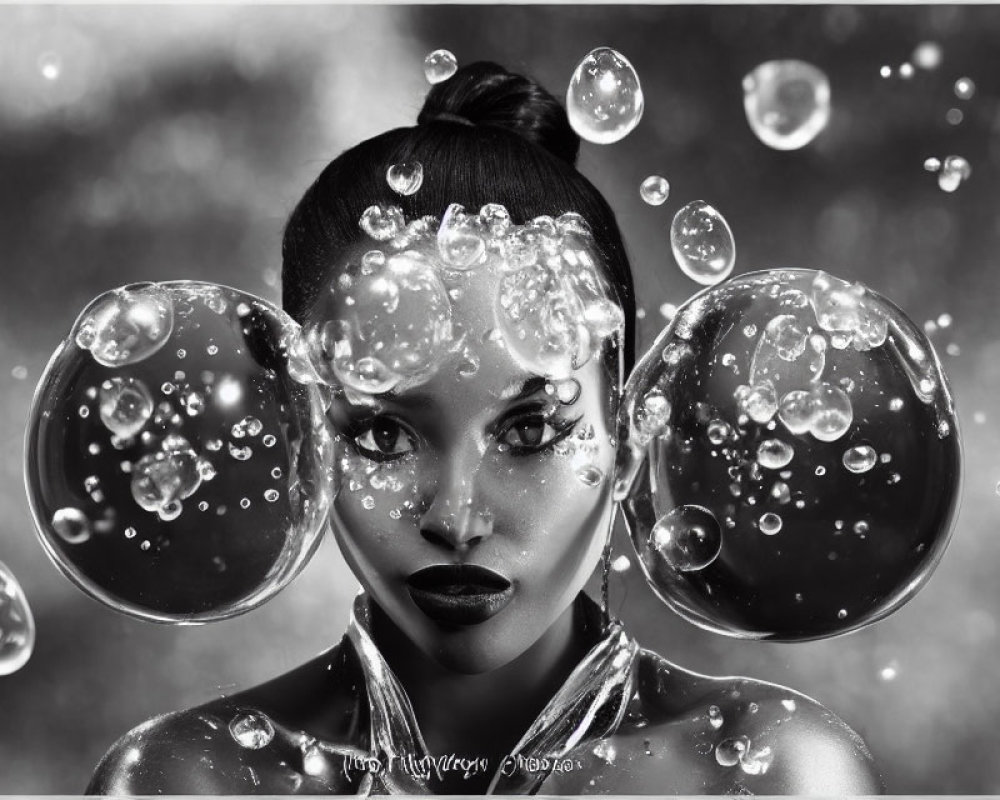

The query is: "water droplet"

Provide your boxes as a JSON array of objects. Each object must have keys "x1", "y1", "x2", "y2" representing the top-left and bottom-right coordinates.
[
  {"x1": 879, "y1": 660, "x2": 900, "y2": 681},
  {"x1": 640, "y1": 175, "x2": 670, "y2": 206},
  {"x1": 423, "y1": 49, "x2": 457, "y2": 84},
  {"x1": 842, "y1": 444, "x2": 877, "y2": 473},
  {"x1": 924, "y1": 157, "x2": 942, "y2": 173},
  {"x1": 576, "y1": 465, "x2": 605, "y2": 487},
  {"x1": 386, "y1": 161, "x2": 424, "y2": 196},
  {"x1": 757, "y1": 439, "x2": 794, "y2": 469},
  {"x1": 889, "y1": 397, "x2": 904, "y2": 412},
  {"x1": 362, "y1": 495, "x2": 375, "y2": 511},
  {"x1": 611, "y1": 554, "x2": 631, "y2": 572},
  {"x1": 51, "y1": 507, "x2": 91, "y2": 544},
  {"x1": 229, "y1": 711, "x2": 275, "y2": 750},
  {"x1": 671, "y1": 201, "x2": 736, "y2": 286},
  {"x1": 708, "y1": 705, "x2": 724, "y2": 730},
  {"x1": 837, "y1": 608, "x2": 848, "y2": 620},
  {"x1": 739, "y1": 743, "x2": 774, "y2": 775},
  {"x1": 98, "y1": 377, "x2": 154, "y2": 439},
  {"x1": 240, "y1": 498, "x2": 251, "y2": 510},
  {"x1": 566, "y1": 47, "x2": 644, "y2": 145},
  {"x1": 938, "y1": 155, "x2": 971, "y2": 193},
  {"x1": 899, "y1": 63, "x2": 915, "y2": 79},
  {"x1": 650, "y1": 505, "x2": 723, "y2": 572},
  {"x1": 879, "y1": 65, "x2": 893, "y2": 79},
  {"x1": 264, "y1": 489, "x2": 279, "y2": 503},
  {"x1": 759, "y1": 512, "x2": 783, "y2": 535},
  {"x1": 742, "y1": 60, "x2": 831, "y2": 150},
  {"x1": 715, "y1": 736, "x2": 750, "y2": 768},
  {"x1": 0, "y1": 562, "x2": 35, "y2": 675},
  {"x1": 954, "y1": 77, "x2": 976, "y2": 100}
]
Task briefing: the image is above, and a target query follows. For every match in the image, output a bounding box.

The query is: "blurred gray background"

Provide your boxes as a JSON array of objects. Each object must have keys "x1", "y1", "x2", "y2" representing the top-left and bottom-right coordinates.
[{"x1": 1, "y1": 4, "x2": 998, "y2": 793}]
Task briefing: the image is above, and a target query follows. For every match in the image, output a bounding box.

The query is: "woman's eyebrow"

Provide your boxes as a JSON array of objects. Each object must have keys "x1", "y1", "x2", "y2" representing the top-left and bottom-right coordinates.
[{"x1": 499, "y1": 376, "x2": 549, "y2": 402}]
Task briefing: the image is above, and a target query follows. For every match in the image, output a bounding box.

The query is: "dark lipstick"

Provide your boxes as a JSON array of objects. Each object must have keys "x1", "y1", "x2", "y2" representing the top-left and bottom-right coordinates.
[{"x1": 406, "y1": 565, "x2": 514, "y2": 625}]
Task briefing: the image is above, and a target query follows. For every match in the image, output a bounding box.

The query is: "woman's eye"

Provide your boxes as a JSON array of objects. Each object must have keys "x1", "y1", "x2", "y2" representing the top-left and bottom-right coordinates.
[
  {"x1": 353, "y1": 417, "x2": 414, "y2": 461},
  {"x1": 500, "y1": 416, "x2": 572, "y2": 451}
]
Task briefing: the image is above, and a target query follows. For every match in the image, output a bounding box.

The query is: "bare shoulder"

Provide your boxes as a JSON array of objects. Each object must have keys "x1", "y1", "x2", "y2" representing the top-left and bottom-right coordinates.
[
  {"x1": 554, "y1": 648, "x2": 883, "y2": 795},
  {"x1": 87, "y1": 639, "x2": 368, "y2": 795},
  {"x1": 86, "y1": 704, "x2": 255, "y2": 794},
  {"x1": 635, "y1": 649, "x2": 884, "y2": 795}
]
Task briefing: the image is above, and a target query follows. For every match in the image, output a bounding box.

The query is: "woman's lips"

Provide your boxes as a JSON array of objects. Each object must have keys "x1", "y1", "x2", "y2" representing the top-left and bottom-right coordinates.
[{"x1": 406, "y1": 565, "x2": 514, "y2": 626}]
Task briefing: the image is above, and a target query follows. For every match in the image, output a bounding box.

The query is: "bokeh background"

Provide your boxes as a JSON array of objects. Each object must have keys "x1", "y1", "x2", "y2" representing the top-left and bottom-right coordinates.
[{"x1": 1, "y1": 4, "x2": 998, "y2": 793}]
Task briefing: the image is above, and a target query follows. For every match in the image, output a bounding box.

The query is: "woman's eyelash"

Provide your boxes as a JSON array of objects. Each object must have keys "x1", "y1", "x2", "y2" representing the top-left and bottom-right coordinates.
[{"x1": 499, "y1": 414, "x2": 582, "y2": 454}]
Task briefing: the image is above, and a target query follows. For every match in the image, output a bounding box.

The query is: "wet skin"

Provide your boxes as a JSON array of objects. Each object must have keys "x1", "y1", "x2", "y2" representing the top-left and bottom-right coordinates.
[{"x1": 86, "y1": 242, "x2": 884, "y2": 795}]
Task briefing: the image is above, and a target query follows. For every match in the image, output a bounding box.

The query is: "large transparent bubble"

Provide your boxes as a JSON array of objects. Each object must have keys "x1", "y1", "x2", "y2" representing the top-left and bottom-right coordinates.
[
  {"x1": 0, "y1": 560, "x2": 35, "y2": 675},
  {"x1": 619, "y1": 269, "x2": 961, "y2": 640},
  {"x1": 26, "y1": 282, "x2": 333, "y2": 623}
]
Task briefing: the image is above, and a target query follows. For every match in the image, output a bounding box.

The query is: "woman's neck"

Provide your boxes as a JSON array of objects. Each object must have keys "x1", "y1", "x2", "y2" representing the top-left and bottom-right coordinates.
[{"x1": 368, "y1": 595, "x2": 597, "y2": 780}]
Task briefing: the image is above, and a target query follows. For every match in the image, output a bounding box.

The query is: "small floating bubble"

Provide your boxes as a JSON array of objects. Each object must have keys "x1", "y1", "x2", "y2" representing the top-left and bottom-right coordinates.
[
  {"x1": 954, "y1": 77, "x2": 976, "y2": 100},
  {"x1": 362, "y1": 495, "x2": 375, "y2": 511},
  {"x1": 386, "y1": 162, "x2": 424, "y2": 196},
  {"x1": 229, "y1": 711, "x2": 275, "y2": 750},
  {"x1": 842, "y1": 444, "x2": 877, "y2": 473},
  {"x1": 74, "y1": 284, "x2": 174, "y2": 367},
  {"x1": 566, "y1": 47, "x2": 644, "y2": 145},
  {"x1": 670, "y1": 201, "x2": 736, "y2": 286},
  {"x1": 649, "y1": 505, "x2": 723, "y2": 572},
  {"x1": 879, "y1": 65, "x2": 892, "y2": 79},
  {"x1": 912, "y1": 42, "x2": 942, "y2": 70},
  {"x1": 206, "y1": 344, "x2": 219, "y2": 356},
  {"x1": 51, "y1": 507, "x2": 91, "y2": 544},
  {"x1": 898, "y1": 63, "x2": 915, "y2": 79},
  {"x1": 38, "y1": 51, "x2": 61, "y2": 81},
  {"x1": 99, "y1": 377, "x2": 154, "y2": 439},
  {"x1": 11, "y1": 365, "x2": 27, "y2": 380},
  {"x1": 757, "y1": 439, "x2": 794, "y2": 470},
  {"x1": 923, "y1": 157, "x2": 941, "y2": 172},
  {"x1": 837, "y1": 608, "x2": 848, "y2": 620},
  {"x1": 659, "y1": 303, "x2": 677, "y2": 321},
  {"x1": 228, "y1": 443, "x2": 252, "y2": 461},
  {"x1": 708, "y1": 705, "x2": 724, "y2": 730},
  {"x1": 743, "y1": 60, "x2": 831, "y2": 150},
  {"x1": 879, "y1": 660, "x2": 900, "y2": 681},
  {"x1": 707, "y1": 420, "x2": 730, "y2": 446},
  {"x1": 423, "y1": 49, "x2": 457, "y2": 85},
  {"x1": 759, "y1": 512, "x2": 783, "y2": 535},
  {"x1": 264, "y1": 489, "x2": 279, "y2": 503},
  {"x1": 240, "y1": 498, "x2": 251, "y2": 510},
  {"x1": 946, "y1": 108, "x2": 964, "y2": 126},
  {"x1": 640, "y1": 175, "x2": 670, "y2": 206}
]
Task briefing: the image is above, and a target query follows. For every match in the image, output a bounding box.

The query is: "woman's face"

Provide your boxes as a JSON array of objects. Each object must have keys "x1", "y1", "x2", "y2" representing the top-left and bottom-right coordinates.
[{"x1": 312, "y1": 239, "x2": 620, "y2": 674}]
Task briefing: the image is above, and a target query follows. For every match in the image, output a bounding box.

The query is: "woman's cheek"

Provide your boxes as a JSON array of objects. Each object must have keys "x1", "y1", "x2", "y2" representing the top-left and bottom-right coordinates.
[{"x1": 331, "y1": 442, "x2": 428, "y2": 553}]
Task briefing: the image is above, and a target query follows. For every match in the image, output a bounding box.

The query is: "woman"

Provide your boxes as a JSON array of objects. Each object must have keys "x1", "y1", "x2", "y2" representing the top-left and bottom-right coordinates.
[{"x1": 87, "y1": 62, "x2": 882, "y2": 795}]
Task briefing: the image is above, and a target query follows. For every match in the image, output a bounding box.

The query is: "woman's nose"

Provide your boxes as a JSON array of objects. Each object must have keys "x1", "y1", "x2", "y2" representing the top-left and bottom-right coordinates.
[{"x1": 418, "y1": 452, "x2": 493, "y2": 552}]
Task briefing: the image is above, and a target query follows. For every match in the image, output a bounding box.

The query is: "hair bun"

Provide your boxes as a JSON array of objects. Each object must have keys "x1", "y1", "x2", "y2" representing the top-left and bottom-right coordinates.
[{"x1": 417, "y1": 61, "x2": 580, "y2": 166}]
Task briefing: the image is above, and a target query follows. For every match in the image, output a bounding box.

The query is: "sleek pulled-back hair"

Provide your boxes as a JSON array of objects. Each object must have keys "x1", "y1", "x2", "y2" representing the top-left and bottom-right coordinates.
[{"x1": 282, "y1": 61, "x2": 636, "y2": 371}]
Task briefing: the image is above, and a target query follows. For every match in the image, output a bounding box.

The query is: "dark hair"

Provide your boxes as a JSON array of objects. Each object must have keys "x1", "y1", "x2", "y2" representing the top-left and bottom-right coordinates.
[{"x1": 282, "y1": 61, "x2": 636, "y2": 372}]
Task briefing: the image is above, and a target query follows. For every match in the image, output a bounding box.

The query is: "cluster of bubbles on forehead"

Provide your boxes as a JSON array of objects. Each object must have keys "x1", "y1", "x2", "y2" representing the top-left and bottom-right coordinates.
[
  {"x1": 296, "y1": 201, "x2": 625, "y2": 395},
  {"x1": 621, "y1": 269, "x2": 960, "y2": 641}
]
